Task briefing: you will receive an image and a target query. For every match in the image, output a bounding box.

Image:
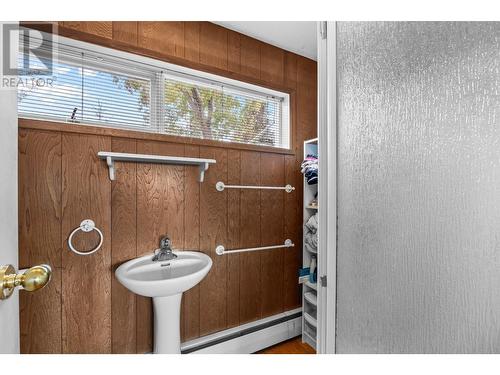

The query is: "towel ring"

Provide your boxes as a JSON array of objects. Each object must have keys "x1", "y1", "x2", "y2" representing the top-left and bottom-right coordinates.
[{"x1": 68, "y1": 219, "x2": 103, "y2": 256}]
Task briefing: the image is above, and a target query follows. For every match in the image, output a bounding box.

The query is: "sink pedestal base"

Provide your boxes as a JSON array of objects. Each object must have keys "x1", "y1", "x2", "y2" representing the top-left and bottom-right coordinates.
[{"x1": 152, "y1": 293, "x2": 182, "y2": 354}]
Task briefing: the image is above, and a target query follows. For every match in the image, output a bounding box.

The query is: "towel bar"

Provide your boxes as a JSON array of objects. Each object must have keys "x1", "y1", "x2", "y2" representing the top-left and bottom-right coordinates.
[
  {"x1": 215, "y1": 239, "x2": 294, "y2": 256},
  {"x1": 67, "y1": 219, "x2": 104, "y2": 256},
  {"x1": 215, "y1": 181, "x2": 295, "y2": 193}
]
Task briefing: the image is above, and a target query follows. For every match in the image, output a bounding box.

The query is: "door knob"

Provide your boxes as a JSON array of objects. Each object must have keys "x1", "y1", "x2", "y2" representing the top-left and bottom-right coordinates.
[{"x1": 0, "y1": 264, "x2": 52, "y2": 300}]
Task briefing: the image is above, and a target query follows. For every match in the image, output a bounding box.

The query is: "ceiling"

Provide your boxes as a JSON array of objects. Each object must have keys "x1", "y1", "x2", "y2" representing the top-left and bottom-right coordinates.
[{"x1": 214, "y1": 21, "x2": 317, "y2": 61}]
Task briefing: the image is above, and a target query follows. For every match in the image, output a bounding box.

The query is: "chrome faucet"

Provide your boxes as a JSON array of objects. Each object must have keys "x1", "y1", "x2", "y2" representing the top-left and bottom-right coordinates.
[{"x1": 152, "y1": 235, "x2": 178, "y2": 261}]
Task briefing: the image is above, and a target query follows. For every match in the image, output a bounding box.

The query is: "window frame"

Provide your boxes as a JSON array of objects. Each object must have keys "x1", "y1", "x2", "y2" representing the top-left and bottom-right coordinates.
[{"x1": 18, "y1": 31, "x2": 291, "y2": 150}]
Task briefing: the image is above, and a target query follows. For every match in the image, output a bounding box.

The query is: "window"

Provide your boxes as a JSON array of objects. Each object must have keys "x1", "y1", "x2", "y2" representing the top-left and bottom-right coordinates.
[
  {"x1": 18, "y1": 36, "x2": 154, "y2": 130},
  {"x1": 18, "y1": 32, "x2": 290, "y2": 149}
]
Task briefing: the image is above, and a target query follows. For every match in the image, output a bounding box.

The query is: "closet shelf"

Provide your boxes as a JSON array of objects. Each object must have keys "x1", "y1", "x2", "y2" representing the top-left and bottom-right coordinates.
[
  {"x1": 304, "y1": 312, "x2": 317, "y2": 328},
  {"x1": 304, "y1": 331, "x2": 316, "y2": 349},
  {"x1": 302, "y1": 137, "x2": 319, "y2": 353},
  {"x1": 304, "y1": 280, "x2": 317, "y2": 291},
  {"x1": 98, "y1": 151, "x2": 216, "y2": 182},
  {"x1": 304, "y1": 291, "x2": 317, "y2": 306},
  {"x1": 303, "y1": 330, "x2": 317, "y2": 349}
]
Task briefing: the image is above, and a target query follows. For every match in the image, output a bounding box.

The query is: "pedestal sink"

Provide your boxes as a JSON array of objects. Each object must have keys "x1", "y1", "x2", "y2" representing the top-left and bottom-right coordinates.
[{"x1": 115, "y1": 251, "x2": 212, "y2": 354}]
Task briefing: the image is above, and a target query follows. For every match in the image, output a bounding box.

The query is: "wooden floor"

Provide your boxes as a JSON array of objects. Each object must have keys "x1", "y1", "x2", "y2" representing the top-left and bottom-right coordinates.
[{"x1": 257, "y1": 337, "x2": 316, "y2": 354}]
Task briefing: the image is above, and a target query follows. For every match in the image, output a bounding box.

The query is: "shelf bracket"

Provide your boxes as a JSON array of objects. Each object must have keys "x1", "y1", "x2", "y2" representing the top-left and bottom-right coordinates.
[
  {"x1": 199, "y1": 162, "x2": 209, "y2": 183},
  {"x1": 106, "y1": 156, "x2": 115, "y2": 181}
]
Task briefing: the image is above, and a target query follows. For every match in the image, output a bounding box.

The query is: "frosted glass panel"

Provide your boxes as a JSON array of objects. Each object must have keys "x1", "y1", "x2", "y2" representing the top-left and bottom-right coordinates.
[{"x1": 336, "y1": 22, "x2": 500, "y2": 353}]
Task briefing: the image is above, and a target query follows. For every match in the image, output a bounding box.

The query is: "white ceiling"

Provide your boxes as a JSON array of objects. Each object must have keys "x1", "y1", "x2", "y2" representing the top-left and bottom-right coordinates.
[{"x1": 214, "y1": 21, "x2": 317, "y2": 61}]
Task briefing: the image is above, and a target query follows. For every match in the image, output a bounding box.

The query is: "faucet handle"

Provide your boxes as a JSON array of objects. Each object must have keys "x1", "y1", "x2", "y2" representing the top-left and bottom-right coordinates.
[{"x1": 160, "y1": 235, "x2": 171, "y2": 250}]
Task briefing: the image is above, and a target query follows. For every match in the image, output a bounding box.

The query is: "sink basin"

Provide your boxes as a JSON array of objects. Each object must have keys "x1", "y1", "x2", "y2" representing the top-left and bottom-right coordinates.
[
  {"x1": 115, "y1": 251, "x2": 212, "y2": 298},
  {"x1": 115, "y1": 251, "x2": 212, "y2": 354}
]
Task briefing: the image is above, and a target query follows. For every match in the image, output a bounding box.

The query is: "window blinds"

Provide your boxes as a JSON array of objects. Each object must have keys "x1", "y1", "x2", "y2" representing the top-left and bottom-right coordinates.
[
  {"x1": 18, "y1": 34, "x2": 155, "y2": 130},
  {"x1": 18, "y1": 31, "x2": 288, "y2": 149},
  {"x1": 163, "y1": 71, "x2": 284, "y2": 147}
]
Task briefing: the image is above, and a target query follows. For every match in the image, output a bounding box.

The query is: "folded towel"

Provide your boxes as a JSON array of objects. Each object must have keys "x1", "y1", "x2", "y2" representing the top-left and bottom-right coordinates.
[
  {"x1": 305, "y1": 213, "x2": 318, "y2": 233},
  {"x1": 305, "y1": 241, "x2": 317, "y2": 254}
]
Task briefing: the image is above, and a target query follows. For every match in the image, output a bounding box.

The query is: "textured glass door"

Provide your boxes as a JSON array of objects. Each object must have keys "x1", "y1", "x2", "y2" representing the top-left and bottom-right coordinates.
[{"x1": 336, "y1": 22, "x2": 500, "y2": 353}]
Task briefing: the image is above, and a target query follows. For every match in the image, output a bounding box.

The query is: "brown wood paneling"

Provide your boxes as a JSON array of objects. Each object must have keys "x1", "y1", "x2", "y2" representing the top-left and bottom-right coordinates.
[
  {"x1": 19, "y1": 119, "x2": 294, "y2": 156},
  {"x1": 297, "y1": 57, "x2": 318, "y2": 143},
  {"x1": 181, "y1": 144, "x2": 201, "y2": 341},
  {"x1": 112, "y1": 22, "x2": 138, "y2": 46},
  {"x1": 184, "y1": 21, "x2": 200, "y2": 63},
  {"x1": 111, "y1": 138, "x2": 137, "y2": 353},
  {"x1": 260, "y1": 44, "x2": 285, "y2": 86},
  {"x1": 240, "y1": 35, "x2": 261, "y2": 80},
  {"x1": 239, "y1": 151, "x2": 262, "y2": 323},
  {"x1": 61, "y1": 133, "x2": 111, "y2": 353},
  {"x1": 18, "y1": 129, "x2": 62, "y2": 354},
  {"x1": 135, "y1": 140, "x2": 186, "y2": 352},
  {"x1": 284, "y1": 52, "x2": 298, "y2": 90},
  {"x1": 226, "y1": 150, "x2": 241, "y2": 328},
  {"x1": 62, "y1": 21, "x2": 112, "y2": 39},
  {"x1": 138, "y1": 22, "x2": 185, "y2": 58},
  {"x1": 199, "y1": 22, "x2": 228, "y2": 70},
  {"x1": 260, "y1": 153, "x2": 285, "y2": 316},
  {"x1": 227, "y1": 31, "x2": 241, "y2": 74},
  {"x1": 199, "y1": 147, "x2": 228, "y2": 335},
  {"x1": 283, "y1": 50, "x2": 302, "y2": 311},
  {"x1": 283, "y1": 155, "x2": 302, "y2": 310}
]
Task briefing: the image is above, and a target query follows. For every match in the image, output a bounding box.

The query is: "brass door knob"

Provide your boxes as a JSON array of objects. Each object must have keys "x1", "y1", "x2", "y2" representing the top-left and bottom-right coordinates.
[{"x1": 0, "y1": 264, "x2": 52, "y2": 300}]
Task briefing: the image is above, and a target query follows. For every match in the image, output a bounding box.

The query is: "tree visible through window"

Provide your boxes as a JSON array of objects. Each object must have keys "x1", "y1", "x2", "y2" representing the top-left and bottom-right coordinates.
[{"x1": 163, "y1": 79, "x2": 281, "y2": 146}]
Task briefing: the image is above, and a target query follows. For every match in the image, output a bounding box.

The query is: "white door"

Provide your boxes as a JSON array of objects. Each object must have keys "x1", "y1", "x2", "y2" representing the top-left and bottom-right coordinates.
[
  {"x1": 317, "y1": 21, "x2": 337, "y2": 354},
  {"x1": 0, "y1": 22, "x2": 19, "y2": 354}
]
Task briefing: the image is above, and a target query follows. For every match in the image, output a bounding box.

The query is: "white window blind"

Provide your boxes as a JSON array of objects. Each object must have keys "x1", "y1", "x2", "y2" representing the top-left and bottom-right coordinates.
[
  {"x1": 18, "y1": 32, "x2": 289, "y2": 149},
  {"x1": 18, "y1": 34, "x2": 154, "y2": 130},
  {"x1": 163, "y1": 72, "x2": 285, "y2": 147}
]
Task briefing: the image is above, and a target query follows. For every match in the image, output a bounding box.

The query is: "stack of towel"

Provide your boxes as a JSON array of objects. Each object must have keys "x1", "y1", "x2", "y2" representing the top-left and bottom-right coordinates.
[
  {"x1": 304, "y1": 213, "x2": 318, "y2": 254},
  {"x1": 301, "y1": 154, "x2": 318, "y2": 185}
]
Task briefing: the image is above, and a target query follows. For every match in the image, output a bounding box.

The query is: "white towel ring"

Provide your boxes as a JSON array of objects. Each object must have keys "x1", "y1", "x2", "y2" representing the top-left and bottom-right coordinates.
[{"x1": 68, "y1": 219, "x2": 104, "y2": 256}]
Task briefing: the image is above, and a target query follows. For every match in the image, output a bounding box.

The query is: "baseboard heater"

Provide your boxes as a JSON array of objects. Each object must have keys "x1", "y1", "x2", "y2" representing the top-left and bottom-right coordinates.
[{"x1": 181, "y1": 308, "x2": 302, "y2": 354}]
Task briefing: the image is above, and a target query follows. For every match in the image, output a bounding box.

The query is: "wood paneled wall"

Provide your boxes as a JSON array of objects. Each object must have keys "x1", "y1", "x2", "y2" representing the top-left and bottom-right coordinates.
[{"x1": 18, "y1": 21, "x2": 317, "y2": 353}]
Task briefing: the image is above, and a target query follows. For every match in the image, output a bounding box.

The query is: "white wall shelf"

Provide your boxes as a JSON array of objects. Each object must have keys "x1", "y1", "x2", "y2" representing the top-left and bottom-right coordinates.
[{"x1": 98, "y1": 151, "x2": 216, "y2": 182}]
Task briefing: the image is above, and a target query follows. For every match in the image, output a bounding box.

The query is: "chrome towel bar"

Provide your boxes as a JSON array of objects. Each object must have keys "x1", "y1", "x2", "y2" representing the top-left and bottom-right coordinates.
[
  {"x1": 215, "y1": 239, "x2": 294, "y2": 256},
  {"x1": 215, "y1": 181, "x2": 295, "y2": 193}
]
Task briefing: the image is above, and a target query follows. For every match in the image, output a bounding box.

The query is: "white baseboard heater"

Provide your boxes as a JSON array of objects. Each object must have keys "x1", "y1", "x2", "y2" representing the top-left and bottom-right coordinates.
[{"x1": 181, "y1": 308, "x2": 302, "y2": 354}]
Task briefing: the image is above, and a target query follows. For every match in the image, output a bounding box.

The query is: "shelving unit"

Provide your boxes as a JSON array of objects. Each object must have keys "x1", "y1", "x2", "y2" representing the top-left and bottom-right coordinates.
[
  {"x1": 300, "y1": 138, "x2": 318, "y2": 351},
  {"x1": 98, "y1": 151, "x2": 216, "y2": 182}
]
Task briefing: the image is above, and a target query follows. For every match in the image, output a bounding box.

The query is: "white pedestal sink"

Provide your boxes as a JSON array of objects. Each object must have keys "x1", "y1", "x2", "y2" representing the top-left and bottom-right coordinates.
[{"x1": 115, "y1": 251, "x2": 212, "y2": 354}]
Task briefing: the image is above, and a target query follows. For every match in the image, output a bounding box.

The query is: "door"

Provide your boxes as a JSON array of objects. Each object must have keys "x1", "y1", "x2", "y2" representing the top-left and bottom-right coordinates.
[
  {"x1": 317, "y1": 21, "x2": 337, "y2": 354},
  {"x1": 0, "y1": 21, "x2": 20, "y2": 354},
  {"x1": 335, "y1": 22, "x2": 500, "y2": 353}
]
